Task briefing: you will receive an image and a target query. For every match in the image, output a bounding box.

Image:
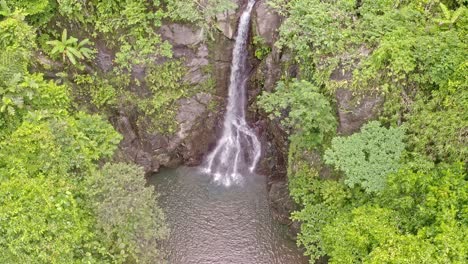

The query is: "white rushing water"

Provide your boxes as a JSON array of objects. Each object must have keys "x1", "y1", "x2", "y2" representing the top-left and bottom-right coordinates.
[{"x1": 204, "y1": 0, "x2": 261, "y2": 186}]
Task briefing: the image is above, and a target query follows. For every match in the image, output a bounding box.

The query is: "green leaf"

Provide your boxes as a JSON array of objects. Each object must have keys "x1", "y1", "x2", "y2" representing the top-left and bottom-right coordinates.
[
  {"x1": 78, "y1": 38, "x2": 90, "y2": 48},
  {"x1": 67, "y1": 47, "x2": 83, "y2": 60},
  {"x1": 61, "y1": 29, "x2": 67, "y2": 44},
  {"x1": 65, "y1": 37, "x2": 78, "y2": 46},
  {"x1": 451, "y1": 7, "x2": 464, "y2": 24},
  {"x1": 50, "y1": 45, "x2": 62, "y2": 55},
  {"x1": 46, "y1": 40, "x2": 61, "y2": 46},
  {"x1": 440, "y1": 3, "x2": 451, "y2": 20},
  {"x1": 65, "y1": 52, "x2": 77, "y2": 65},
  {"x1": 0, "y1": 0, "x2": 11, "y2": 16},
  {"x1": 79, "y1": 48, "x2": 93, "y2": 59}
]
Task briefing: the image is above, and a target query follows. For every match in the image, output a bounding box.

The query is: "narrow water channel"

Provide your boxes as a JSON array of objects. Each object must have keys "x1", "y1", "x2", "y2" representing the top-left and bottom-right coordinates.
[{"x1": 149, "y1": 167, "x2": 308, "y2": 264}]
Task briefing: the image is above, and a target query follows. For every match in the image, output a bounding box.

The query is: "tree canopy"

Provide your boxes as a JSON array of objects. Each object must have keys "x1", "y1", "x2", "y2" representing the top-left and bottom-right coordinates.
[
  {"x1": 0, "y1": 1, "x2": 175, "y2": 262},
  {"x1": 266, "y1": 0, "x2": 468, "y2": 263}
]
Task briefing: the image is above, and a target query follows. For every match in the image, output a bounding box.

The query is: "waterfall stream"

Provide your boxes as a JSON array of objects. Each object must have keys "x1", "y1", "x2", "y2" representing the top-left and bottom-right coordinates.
[{"x1": 204, "y1": 0, "x2": 261, "y2": 186}]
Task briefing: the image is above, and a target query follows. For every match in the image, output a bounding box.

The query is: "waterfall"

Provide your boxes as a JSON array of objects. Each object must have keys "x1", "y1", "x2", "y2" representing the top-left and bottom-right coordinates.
[{"x1": 204, "y1": 0, "x2": 261, "y2": 186}]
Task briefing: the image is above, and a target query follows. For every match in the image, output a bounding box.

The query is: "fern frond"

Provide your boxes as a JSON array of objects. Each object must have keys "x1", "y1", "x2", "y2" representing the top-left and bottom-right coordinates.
[
  {"x1": 451, "y1": 7, "x2": 465, "y2": 24},
  {"x1": 440, "y1": 3, "x2": 451, "y2": 20},
  {"x1": 65, "y1": 37, "x2": 78, "y2": 46}
]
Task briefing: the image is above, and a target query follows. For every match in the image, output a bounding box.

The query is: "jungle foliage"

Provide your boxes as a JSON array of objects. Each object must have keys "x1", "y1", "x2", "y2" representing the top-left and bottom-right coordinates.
[
  {"x1": 1, "y1": 0, "x2": 237, "y2": 261},
  {"x1": 2, "y1": 0, "x2": 235, "y2": 134},
  {"x1": 260, "y1": 0, "x2": 468, "y2": 263},
  {"x1": 1, "y1": 0, "x2": 467, "y2": 263},
  {"x1": 0, "y1": 0, "x2": 242, "y2": 262},
  {"x1": 258, "y1": 79, "x2": 336, "y2": 148}
]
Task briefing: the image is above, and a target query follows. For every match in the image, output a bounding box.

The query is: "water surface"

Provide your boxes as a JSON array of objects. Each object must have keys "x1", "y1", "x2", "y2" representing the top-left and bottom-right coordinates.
[{"x1": 149, "y1": 167, "x2": 308, "y2": 264}]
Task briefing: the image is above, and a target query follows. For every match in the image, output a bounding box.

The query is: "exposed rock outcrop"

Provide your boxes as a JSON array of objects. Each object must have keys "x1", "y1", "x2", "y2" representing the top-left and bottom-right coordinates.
[
  {"x1": 253, "y1": 0, "x2": 281, "y2": 46},
  {"x1": 160, "y1": 24, "x2": 204, "y2": 46},
  {"x1": 109, "y1": 21, "x2": 236, "y2": 174},
  {"x1": 335, "y1": 89, "x2": 383, "y2": 135},
  {"x1": 216, "y1": 0, "x2": 243, "y2": 39}
]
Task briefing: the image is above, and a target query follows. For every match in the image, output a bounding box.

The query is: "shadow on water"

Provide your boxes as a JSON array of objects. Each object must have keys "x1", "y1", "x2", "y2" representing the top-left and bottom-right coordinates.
[{"x1": 148, "y1": 167, "x2": 309, "y2": 264}]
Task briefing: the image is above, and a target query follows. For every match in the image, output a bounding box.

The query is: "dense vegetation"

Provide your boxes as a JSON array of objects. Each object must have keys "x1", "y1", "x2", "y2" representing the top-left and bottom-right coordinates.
[
  {"x1": 0, "y1": 0, "x2": 234, "y2": 262},
  {"x1": 1, "y1": 0, "x2": 467, "y2": 263},
  {"x1": 260, "y1": 0, "x2": 467, "y2": 263},
  {"x1": 0, "y1": 13, "x2": 168, "y2": 261}
]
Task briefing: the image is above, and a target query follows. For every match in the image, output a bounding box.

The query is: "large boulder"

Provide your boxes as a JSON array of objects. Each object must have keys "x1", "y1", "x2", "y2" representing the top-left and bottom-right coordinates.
[
  {"x1": 253, "y1": 0, "x2": 281, "y2": 46},
  {"x1": 216, "y1": 0, "x2": 243, "y2": 39}
]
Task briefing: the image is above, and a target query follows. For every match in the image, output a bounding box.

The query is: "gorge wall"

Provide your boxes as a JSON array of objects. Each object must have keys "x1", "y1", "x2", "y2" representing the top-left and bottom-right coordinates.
[
  {"x1": 109, "y1": 0, "x2": 245, "y2": 175},
  {"x1": 248, "y1": 0, "x2": 383, "y2": 232},
  {"x1": 102, "y1": 0, "x2": 283, "y2": 177},
  {"x1": 39, "y1": 0, "x2": 384, "y2": 236}
]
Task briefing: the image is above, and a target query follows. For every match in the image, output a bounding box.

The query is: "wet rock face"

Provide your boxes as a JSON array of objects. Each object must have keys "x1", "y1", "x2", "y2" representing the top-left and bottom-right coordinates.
[
  {"x1": 216, "y1": 8, "x2": 237, "y2": 39},
  {"x1": 95, "y1": 41, "x2": 113, "y2": 73},
  {"x1": 176, "y1": 93, "x2": 212, "y2": 140},
  {"x1": 179, "y1": 99, "x2": 220, "y2": 165},
  {"x1": 114, "y1": 114, "x2": 164, "y2": 173},
  {"x1": 269, "y1": 181, "x2": 296, "y2": 223},
  {"x1": 113, "y1": 92, "x2": 218, "y2": 174},
  {"x1": 268, "y1": 180, "x2": 302, "y2": 240},
  {"x1": 173, "y1": 92, "x2": 217, "y2": 165},
  {"x1": 184, "y1": 45, "x2": 210, "y2": 85}
]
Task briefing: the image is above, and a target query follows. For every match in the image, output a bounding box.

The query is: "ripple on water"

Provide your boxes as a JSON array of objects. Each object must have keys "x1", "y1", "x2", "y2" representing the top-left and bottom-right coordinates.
[{"x1": 149, "y1": 167, "x2": 309, "y2": 264}]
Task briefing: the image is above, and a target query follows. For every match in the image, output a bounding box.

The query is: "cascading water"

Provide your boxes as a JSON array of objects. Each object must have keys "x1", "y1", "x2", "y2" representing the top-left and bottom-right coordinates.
[{"x1": 204, "y1": 0, "x2": 261, "y2": 186}]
